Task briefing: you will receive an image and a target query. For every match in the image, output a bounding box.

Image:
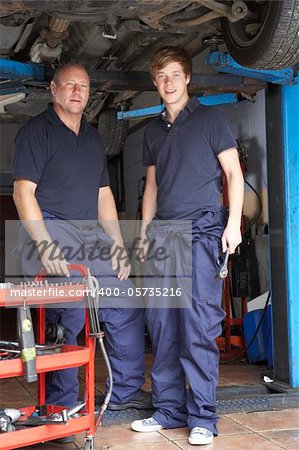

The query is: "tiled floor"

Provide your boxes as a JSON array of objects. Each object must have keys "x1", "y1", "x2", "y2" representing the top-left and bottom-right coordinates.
[{"x1": 0, "y1": 351, "x2": 298, "y2": 450}]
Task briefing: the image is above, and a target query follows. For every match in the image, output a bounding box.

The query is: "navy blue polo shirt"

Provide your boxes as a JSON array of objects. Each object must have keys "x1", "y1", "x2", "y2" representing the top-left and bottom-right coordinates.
[
  {"x1": 143, "y1": 97, "x2": 236, "y2": 220},
  {"x1": 13, "y1": 104, "x2": 110, "y2": 220}
]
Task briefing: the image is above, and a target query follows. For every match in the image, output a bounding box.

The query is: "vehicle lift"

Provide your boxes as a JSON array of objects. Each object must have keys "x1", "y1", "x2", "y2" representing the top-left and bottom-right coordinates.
[{"x1": 0, "y1": 51, "x2": 298, "y2": 440}]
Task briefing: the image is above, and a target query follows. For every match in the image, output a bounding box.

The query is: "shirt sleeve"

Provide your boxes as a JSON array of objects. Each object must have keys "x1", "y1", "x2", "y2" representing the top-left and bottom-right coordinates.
[
  {"x1": 143, "y1": 128, "x2": 155, "y2": 166},
  {"x1": 209, "y1": 110, "x2": 237, "y2": 156},
  {"x1": 97, "y1": 134, "x2": 110, "y2": 187},
  {"x1": 100, "y1": 162, "x2": 110, "y2": 187},
  {"x1": 13, "y1": 121, "x2": 48, "y2": 184}
]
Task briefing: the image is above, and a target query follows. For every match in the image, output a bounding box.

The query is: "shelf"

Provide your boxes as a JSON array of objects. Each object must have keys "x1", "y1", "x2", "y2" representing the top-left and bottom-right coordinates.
[
  {"x1": 0, "y1": 345, "x2": 91, "y2": 378},
  {"x1": 0, "y1": 267, "x2": 95, "y2": 449},
  {"x1": 0, "y1": 412, "x2": 91, "y2": 449}
]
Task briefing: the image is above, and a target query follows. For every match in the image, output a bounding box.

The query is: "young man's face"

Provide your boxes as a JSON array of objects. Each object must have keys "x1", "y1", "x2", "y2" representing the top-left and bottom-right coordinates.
[
  {"x1": 153, "y1": 61, "x2": 190, "y2": 107},
  {"x1": 51, "y1": 66, "x2": 90, "y2": 116}
]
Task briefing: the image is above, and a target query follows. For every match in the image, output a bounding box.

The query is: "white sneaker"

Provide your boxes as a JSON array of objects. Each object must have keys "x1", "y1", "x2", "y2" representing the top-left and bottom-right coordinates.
[
  {"x1": 188, "y1": 427, "x2": 214, "y2": 445},
  {"x1": 131, "y1": 417, "x2": 163, "y2": 432}
]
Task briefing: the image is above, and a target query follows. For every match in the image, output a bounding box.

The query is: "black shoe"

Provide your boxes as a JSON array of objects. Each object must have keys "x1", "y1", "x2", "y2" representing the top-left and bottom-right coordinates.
[
  {"x1": 108, "y1": 390, "x2": 153, "y2": 411},
  {"x1": 51, "y1": 435, "x2": 76, "y2": 444}
]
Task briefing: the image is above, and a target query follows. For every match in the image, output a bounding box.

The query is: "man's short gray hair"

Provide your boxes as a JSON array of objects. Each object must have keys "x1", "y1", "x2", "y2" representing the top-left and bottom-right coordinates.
[{"x1": 52, "y1": 63, "x2": 90, "y2": 84}]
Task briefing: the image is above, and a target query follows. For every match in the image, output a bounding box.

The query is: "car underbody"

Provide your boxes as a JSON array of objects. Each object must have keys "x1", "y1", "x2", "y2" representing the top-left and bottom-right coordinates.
[{"x1": 1, "y1": 1, "x2": 299, "y2": 152}]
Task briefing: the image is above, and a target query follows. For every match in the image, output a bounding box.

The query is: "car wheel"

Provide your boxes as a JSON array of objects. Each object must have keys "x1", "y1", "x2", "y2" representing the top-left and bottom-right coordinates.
[
  {"x1": 222, "y1": 0, "x2": 299, "y2": 69},
  {"x1": 97, "y1": 108, "x2": 128, "y2": 156}
]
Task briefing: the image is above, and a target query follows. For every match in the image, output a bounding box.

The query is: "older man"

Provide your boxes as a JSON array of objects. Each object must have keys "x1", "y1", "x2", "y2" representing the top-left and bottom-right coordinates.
[{"x1": 13, "y1": 64, "x2": 149, "y2": 444}]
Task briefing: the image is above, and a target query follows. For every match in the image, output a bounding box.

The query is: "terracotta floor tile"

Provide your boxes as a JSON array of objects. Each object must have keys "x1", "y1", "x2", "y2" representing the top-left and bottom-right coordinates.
[
  {"x1": 261, "y1": 430, "x2": 299, "y2": 450},
  {"x1": 159, "y1": 417, "x2": 256, "y2": 442},
  {"x1": 142, "y1": 380, "x2": 152, "y2": 391},
  {"x1": 1, "y1": 356, "x2": 296, "y2": 450},
  {"x1": 218, "y1": 380, "x2": 232, "y2": 387},
  {"x1": 0, "y1": 378, "x2": 20, "y2": 389},
  {"x1": 174, "y1": 433, "x2": 284, "y2": 449},
  {"x1": 76, "y1": 424, "x2": 168, "y2": 447},
  {"x1": 218, "y1": 416, "x2": 251, "y2": 435},
  {"x1": 219, "y1": 376, "x2": 264, "y2": 386},
  {"x1": 104, "y1": 443, "x2": 180, "y2": 450},
  {"x1": 94, "y1": 384, "x2": 105, "y2": 393},
  {"x1": 0, "y1": 381, "x2": 33, "y2": 408},
  {"x1": 227, "y1": 409, "x2": 299, "y2": 432},
  {"x1": 20, "y1": 442, "x2": 76, "y2": 450},
  {"x1": 218, "y1": 363, "x2": 266, "y2": 386},
  {"x1": 23, "y1": 427, "x2": 169, "y2": 450},
  {"x1": 159, "y1": 427, "x2": 189, "y2": 440}
]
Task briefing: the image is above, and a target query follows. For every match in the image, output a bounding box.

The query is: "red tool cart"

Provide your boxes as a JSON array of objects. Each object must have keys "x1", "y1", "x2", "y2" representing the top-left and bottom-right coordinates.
[{"x1": 0, "y1": 264, "x2": 96, "y2": 450}]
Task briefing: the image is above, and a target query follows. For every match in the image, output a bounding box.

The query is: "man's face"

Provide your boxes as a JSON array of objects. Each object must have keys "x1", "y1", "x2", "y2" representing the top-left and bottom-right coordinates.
[
  {"x1": 153, "y1": 61, "x2": 190, "y2": 107},
  {"x1": 50, "y1": 66, "x2": 90, "y2": 116}
]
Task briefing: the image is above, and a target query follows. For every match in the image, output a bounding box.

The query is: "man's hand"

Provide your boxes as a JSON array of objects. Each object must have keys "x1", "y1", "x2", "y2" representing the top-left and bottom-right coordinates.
[
  {"x1": 221, "y1": 223, "x2": 242, "y2": 254},
  {"x1": 39, "y1": 243, "x2": 70, "y2": 277},
  {"x1": 110, "y1": 241, "x2": 131, "y2": 281}
]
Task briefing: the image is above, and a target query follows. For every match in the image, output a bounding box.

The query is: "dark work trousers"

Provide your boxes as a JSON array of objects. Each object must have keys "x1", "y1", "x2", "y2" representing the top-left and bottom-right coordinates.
[
  {"x1": 144, "y1": 208, "x2": 227, "y2": 434},
  {"x1": 17, "y1": 217, "x2": 145, "y2": 407}
]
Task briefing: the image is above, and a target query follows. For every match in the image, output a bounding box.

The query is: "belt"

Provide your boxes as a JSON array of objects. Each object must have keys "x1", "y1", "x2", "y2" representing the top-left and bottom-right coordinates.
[{"x1": 42, "y1": 211, "x2": 98, "y2": 230}]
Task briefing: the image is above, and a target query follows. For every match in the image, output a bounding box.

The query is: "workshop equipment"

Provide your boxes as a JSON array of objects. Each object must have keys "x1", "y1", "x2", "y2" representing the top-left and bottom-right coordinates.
[
  {"x1": 17, "y1": 303, "x2": 37, "y2": 383},
  {"x1": 0, "y1": 340, "x2": 63, "y2": 357},
  {"x1": 217, "y1": 249, "x2": 230, "y2": 280},
  {"x1": 35, "y1": 266, "x2": 113, "y2": 429},
  {"x1": 0, "y1": 264, "x2": 100, "y2": 449},
  {"x1": 0, "y1": 408, "x2": 22, "y2": 433}
]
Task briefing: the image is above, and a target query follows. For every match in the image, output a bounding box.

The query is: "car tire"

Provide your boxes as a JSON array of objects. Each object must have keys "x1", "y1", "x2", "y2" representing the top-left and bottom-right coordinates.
[
  {"x1": 222, "y1": 0, "x2": 299, "y2": 69},
  {"x1": 97, "y1": 108, "x2": 128, "y2": 156}
]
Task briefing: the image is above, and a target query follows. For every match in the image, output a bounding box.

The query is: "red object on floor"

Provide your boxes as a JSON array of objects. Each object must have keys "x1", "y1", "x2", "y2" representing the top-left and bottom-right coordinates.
[{"x1": 0, "y1": 264, "x2": 96, "y2": 449}]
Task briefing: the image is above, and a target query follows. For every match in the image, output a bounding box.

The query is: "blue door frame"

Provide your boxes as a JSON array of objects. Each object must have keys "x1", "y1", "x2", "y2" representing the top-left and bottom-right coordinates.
[
  {"x1": 266, "y1": 76, "x2": 299, "y2": 388},
  {"x1": 281, "y1": 78, "x2": 299, "y2": 387}
]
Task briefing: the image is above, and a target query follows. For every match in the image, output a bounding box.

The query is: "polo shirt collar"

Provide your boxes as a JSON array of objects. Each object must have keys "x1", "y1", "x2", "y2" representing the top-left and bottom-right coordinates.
[
  {"x1": 160, "y1": 96, "x2": 199, "y2": 126},
  {"x1": 45, "y1": 103, "x2": 90, "y2": 135}
]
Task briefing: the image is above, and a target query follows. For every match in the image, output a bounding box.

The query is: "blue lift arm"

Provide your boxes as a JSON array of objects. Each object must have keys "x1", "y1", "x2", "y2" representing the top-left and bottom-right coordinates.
[
  {"x1": 117, "y1": 93, "x2": 239, "y2": 120},
  {"x1": 117, "y1": 51, "x2": 295, "y2": 120},
  {"x1": 0, "y1": 59, "x2": 44, "y2": 82},
  {"x1": 207, "y1": 51, "x2": 295, "y2": 86}
]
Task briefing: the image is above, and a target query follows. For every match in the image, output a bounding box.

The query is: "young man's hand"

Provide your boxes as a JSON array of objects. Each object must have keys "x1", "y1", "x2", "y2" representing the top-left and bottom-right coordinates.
[
  {"x1": 110, "y1": 241, "x2": 131, "y2": 280},
  {"x1": 221, "y1": 224, "x2": 242, "y2": 254}
]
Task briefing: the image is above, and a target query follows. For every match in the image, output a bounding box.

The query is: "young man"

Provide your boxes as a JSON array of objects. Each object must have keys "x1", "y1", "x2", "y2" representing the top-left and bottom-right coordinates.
[
  {"x1": 131, "y1": 47, "x2": 244, "y2": 445},
  {"x1": 13, "y1": 64, "x2": 150, "y2": 444}
]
